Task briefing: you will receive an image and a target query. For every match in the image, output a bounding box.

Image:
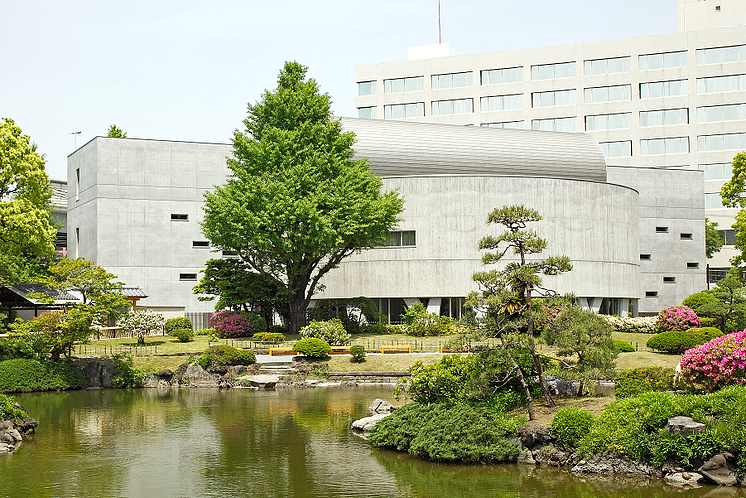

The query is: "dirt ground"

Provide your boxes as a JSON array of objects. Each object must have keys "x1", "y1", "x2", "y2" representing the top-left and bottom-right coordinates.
[{"x1": 509, "y1": 395, "x2": 614, "y2": 426}]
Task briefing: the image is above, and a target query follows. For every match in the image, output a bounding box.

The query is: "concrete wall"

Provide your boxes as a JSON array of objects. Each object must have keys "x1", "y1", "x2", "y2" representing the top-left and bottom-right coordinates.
[{"x1": 317, "y1": 175, "x2": 641, "y2": 303}]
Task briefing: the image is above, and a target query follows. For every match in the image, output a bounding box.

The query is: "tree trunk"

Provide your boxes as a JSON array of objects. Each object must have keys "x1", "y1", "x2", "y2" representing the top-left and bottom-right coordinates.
[
  {"x1": 525, "y1": 285, "x2": 556, "y2": 407},
  {"x1": 509, "y1": 353, "x2": 535, "y2": 421},
  {"x1": 288, "y1": 287, "x2": 309, "y2": 335}
]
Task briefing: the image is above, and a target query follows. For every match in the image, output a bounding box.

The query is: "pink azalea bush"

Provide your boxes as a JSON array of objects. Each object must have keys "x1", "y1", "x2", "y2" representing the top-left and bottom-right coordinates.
[
  {"x1": 656, "y1": 305, "x2": 700, "y2": 332},
  {"x1": 209, "y1": 311, "x2": 265, "y2": 339},
  {"x1": 679, "y1": 330, "x2": 746, "y2": 391}
]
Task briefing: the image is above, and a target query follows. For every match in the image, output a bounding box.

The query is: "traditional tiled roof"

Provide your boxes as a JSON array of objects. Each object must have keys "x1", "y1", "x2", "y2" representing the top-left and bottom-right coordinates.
[
  {"x1": 121, "y1": 286, "x2": 148, "y2": 298},
  {"x1": 12, "y1": 283, "x2": 78, "y2": 301}
]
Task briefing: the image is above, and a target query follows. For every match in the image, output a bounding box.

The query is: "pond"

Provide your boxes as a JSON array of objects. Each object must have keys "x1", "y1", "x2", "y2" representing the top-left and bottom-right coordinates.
[{"x1": 1, "y1": 387, "x2": 743, "y2": 498}]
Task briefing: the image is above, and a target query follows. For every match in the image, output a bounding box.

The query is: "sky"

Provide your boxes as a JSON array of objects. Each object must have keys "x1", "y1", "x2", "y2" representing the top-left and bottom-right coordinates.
[{"x1": 2, "y1": 0, "x2": 677, "y2": 181}]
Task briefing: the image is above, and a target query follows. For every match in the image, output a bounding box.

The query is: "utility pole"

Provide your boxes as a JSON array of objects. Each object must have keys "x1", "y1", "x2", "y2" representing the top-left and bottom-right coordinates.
[
  {"x1": 438, "y1": 0, "x2": 442, "y2": 44},
  {"x1": 70, "y1": 131, "x2": 81, "y2": 149}
]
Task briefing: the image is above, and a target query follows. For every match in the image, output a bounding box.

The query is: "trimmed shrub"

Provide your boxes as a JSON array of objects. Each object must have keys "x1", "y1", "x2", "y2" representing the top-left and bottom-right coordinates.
[
  {"x1": 401, "y1": 303, "x2": 457, "y2": 337},
  {"x1": 689, "y1": 326, "x2": 723, "y2": 343},
  {"x1": 293, "y1": 338, "x2": 331, "y2": 358},
  {"x1": 656, "y1": 305, "x2": 700, "y2": 333},
  {"x1": 682, "y1": 291, "x2": 718, "y2": 311},
  {"x1": 369, "y1": 403, "x2": 523, "y2": 463},
  {"x1": 209, "y1": 311, "x2": 267, "y2": 338},
  {"x1": 680, "y1": 330, "x2": 746, "y2": 391},
  {"x1": 110, "y1": 353, "x2": 145, "y2": 388},
  {"x1": 647, "y1": 330, "x2": 701, "y2": 354},
  {"x1": 172, "y1": 328, "x2": 194, "y2": 343},
  {"x1": 0, "y1": 358, "x2": 86, "y2": 393},
  {"x1": 0, "y1": 393, "x2": 27, "y2": 422},
  {"x1": 299, "y1": 319, "x2": 351, "y2": 345},
  {"x1": 350, "y1": 344, "x2": 366, "y2": 362},
  {"x1": 252, "y1": 332, "x2": 285, "y2": 344},
  {"x1": 615, "y1": 367, "x2": 675, "y2": 398},
  {"x1": 550, "y1": 407, "x2": 596, "y2": 450},
  {"x1": 359, "y1": 322, "x2": 391, "y2": 335},
  {"x1": 614, "y1": 339, "x2": 635, "y2": 353},
  {"x1": 193, "y1": 345, "x2": 256, "y2": 369},
  {"x1": 195, "y1": 328, "x2": 215, "y2": 336},
  {"x1": 0, "y1": 335, "x2": 36, "y2": 361},
  {"x1": 165, "y1": 317, "x2": 193, "y2": 335}
]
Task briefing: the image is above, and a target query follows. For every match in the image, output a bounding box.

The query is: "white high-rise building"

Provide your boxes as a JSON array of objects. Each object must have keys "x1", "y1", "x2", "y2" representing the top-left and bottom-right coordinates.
[{"x1": 355, "y1": 0, "x2": 746, "y2": 273}]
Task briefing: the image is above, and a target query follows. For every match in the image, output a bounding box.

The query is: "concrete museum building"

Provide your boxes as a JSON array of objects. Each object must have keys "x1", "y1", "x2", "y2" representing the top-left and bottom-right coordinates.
[
  {"x1": 356, "y1": 0, "x2": 746, "y2": 277},
  {"x1": 67, "y1": 116, "x2": 703, "y2": 323}
]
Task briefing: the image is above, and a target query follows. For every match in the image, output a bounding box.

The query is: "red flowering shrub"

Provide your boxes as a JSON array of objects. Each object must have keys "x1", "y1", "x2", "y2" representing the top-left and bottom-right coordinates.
[
  {"x1": 656, "y1": 305, "x2": 700, "y2": 332},
  {"x1": 209, "y1": 311, "x2": 266, "y2": 339},
  {"x1": 680, "y1": 330, "x2": 746, "y2": 391}
]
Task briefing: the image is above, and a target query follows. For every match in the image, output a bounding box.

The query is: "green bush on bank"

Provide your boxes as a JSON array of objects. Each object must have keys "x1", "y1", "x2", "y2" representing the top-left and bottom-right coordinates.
[
  {"x1": 550, "y1": 407, "x2": 596, "y2": 450},
  {"x1": 577, "y1": 386, "x2": 746, "y2": 472},
  {"x1": 172, "y1": 328, "x2": 194, "y2": 343},
  {"x1": 369, "y1": 403, "x2": 524, "y2": 463},
  {"x1": 252, "y1": 332, "x2": 285, "y2": 344},
  {"x1": 0, "y1": 358, "x2": 86, "y2": 393},
  {"x1": 615, "y1": 367, "x2": 675, "y2": 398},
  {"x1": 110, "y1": 353, "x2": 145, "y2": 388},
  {"x1": 193, "y1": 345, "x2": 256, "y2": 369},
  {"x1": 165, "y1": 317, "x2": 193, "y2": 335},
  {"x1": 350, "y1": 344, "x2": 366, "y2": 362},
  {"x1": 646, "y1": 328, "x2": 723, "y2": 354},
  {"x1": 293, "y1": 338, "x2": 332, "y2": 358},
  {"x1": 614, "y1": 339, "x2": 635, "y2": 353},
  {"x1": 0, "y1": 393, "x2": 27, "y2": 422}
]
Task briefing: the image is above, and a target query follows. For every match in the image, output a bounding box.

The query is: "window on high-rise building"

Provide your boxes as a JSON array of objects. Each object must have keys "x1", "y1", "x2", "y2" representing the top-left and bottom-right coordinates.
[
  {"x1": 705, "y1": 193, "x2": 727, "y2": 209},
  {"x1": 531, "y1": 117, "x2": 576, "y2": 132},
  {"x1": 531, "y1": 62, "x2": 576, "y2": 80},
  {"x1": 431, "y1": 98, "x2": 474, "y2": 115},
  {"x1": 480, "y1": 121, "x2": 524, "y2": 129},
  {"x1": 698, "y1": 132, "x2": 746, "y2": 151},
  {"x1": 480, "y1": 94, "x2": 523, "y2": 111},
  {"x1": 640, "y1": 137, "x2": 689, "y2": 155},
  {"x1": 585, "y1": 113, "x2": 632, "y2": 131},
  {"x1": 481, "y1": 67, "x2": 523, "y2": 85},
  {"x1": 357, "y1": 81, "x2": 377, "y2": 96},
  {"x1": 697, "y1": 45, "x2": 746, "y2": 65},
  {"x1": 584, "y1": 57, "x2": 631, "y2": 75},
  {"x1": 638, "y1": 51, "x2": 687, "y2": 70},
  {"x1": 599, "y1": 141, "x2": 632, "y2": 157},
  {"x1": 640, "y1": 80, "x2": 687, "y2": 98},
  {"x1": 698, "y1": 163, "x2": 733, "y2": 180},
  {"x1": 431, "y1": 72, "x2": 473, "y2": 89},
  {"x1": 358, "y1": 107, "x2": 377, "y2": 119},
  {"x1": 384, "y1": 103, "x2": 425, "y2": 119},
  {"x1": 697, "y1": 74, "x2": 746, "y2": 93},
  {"x1": 532, "y1": 89, "x2": 576, "y2": 107},
  {"x1": 384, "y1": 76, "x2": 424, "y2": 93},
  {"x1": 639, "y1": 108, "x2": 689, "y2": 126},
  {"x1": 584, "y1": 85, "x2": 631, "y2": 103},
  {"x1": 698, "y1": 103, "x2": 746, "y2": 122},
  {"x1": 720, "y1": 229, "x2": 736, "y2": 245}
]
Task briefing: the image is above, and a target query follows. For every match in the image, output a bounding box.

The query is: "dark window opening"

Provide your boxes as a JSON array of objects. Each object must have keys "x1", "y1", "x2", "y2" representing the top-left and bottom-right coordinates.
[
  {"x1": 687, "y1": 262, "x2": 699, "y2": 269},
  {"x1": 646, "y1": 291, "x2": 658, "y2": 297},
  {"x1": 193, "y1": 241, "x2": 209, "y2": 248},
  {"x1": 180, "y1": 273, "x2": 197, "y2": 281},
  {"x1": 640, "y1": 254, "x2": 652, "y2": 260},
  {"x1": 171, "y1": 214, "x2": 188, "y2": 221},
  {"x1": 656, "y1": 226, "x2": 668, "y2": 233},
  {"x1": 663, "y1": 276, "x2": 676, "y2": 283},
  {"x1": 680, "y1": 233, "x2": 693, "y2": 240}
]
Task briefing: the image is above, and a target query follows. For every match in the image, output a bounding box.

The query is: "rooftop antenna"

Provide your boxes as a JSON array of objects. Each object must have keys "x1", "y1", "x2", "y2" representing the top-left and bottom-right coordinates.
[
  {"x1": 438, "y1": 0, "x2": 442, "y2": 44},
  {"x1": 70, "y1": 131, "x2": 81, "y2": 149}
]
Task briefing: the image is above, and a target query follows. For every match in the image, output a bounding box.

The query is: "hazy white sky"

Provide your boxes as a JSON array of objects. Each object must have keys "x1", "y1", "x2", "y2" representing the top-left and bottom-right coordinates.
[{"x1": 2, "y1": 0, "x2": 677, "y2": 180}]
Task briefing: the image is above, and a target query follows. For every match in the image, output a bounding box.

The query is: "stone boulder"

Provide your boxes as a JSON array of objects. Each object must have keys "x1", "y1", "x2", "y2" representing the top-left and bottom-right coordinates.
[
  {"x1": 533, "y1": 447, "x2": 580, "y2": 467},
  {"x1": 244, "y1": 374, "x2": 279, "y2": 389},
  {"x1": 516, "y1": 425, "x2": 555, "y2": 451},
  {"x1": 351, "y1": 413, "x2": 390, "y2": 432},
  {"x1": 665, "y1": 416, "x2": 706, "y2": 437},
  {"x1": 368, "y1": 398, "x2": 396, "y2": 414},
  {"x1": 664, "y1": 471, "x2": 705, "y2": 486},
  {"x1": 698, "y1": 454, "x2": 738, "y2": 486},
  {"x1": 182, "y1": 365, "x2": 220, "y2": 388},
  {"x1": 544, "y1": 376, "x2": 578, "y2": 397},
  {"x1": 571, "y1": 454, "x2": 662, "y2": 478},
  {"x1": 0, "y1": 415, "x2": 34, "y2": 455},
  {"x1": 83, "y1": 360, "x2": 114, "y2": 388}
]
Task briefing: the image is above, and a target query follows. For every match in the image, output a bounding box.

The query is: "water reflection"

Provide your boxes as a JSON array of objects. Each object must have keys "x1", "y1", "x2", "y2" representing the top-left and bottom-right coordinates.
[{"x1": 1, "y1": 388, "x2": 745, "y2": 498}]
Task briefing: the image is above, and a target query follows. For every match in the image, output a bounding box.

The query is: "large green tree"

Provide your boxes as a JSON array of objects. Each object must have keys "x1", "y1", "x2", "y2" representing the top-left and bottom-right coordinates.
[
  {"x1": 705, "y1": 218, "x2": 723, "y2": 259},
  {"x1": 0, "y1": 118, "x2": 57, "y2": 284},
  {"x1": 720, "y1": 152, "x2": 746, "y2": 265},
  {"x1": 467, "y1": 205, "x2": 572, "y2": 419},
  {"x1": 201, "y1": 62, "x2": 403, "y2": 333}
]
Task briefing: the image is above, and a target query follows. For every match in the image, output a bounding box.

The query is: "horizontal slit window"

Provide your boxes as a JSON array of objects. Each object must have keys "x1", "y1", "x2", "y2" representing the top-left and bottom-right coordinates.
[
  {"x1": 382, "y1": 230, "x2": 416, "y2": 247},
  {"x1": 680, "y1": 233, "x2": 693, "y2": 240},
  {"x1": 171, "y1": 214, "x2": 188, "y2": 221},
  {"x1": 640, "y1": 254, "x2": 652, "y2": 260},
  {"x1": 646, "y1": 291, "x2": 658, "y2": 297},
  {"x1": 656, "y1": 227, "x2": 668, "y2": 233},
  {"x1": 179, "y1": 273, "x2": 197, "y2": 281},
  {"x1": 687, "y1": 262, "x2": 700, "y2": 269},
  {"x1": 193, "y1": 241, "x2": 209, "y2": 247},
  {"x1": 663, "y1": 277, "x2": 676, "y2": 283}
]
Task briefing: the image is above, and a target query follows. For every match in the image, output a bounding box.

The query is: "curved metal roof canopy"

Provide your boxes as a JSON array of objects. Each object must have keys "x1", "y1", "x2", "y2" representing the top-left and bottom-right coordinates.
[{"x1": 339, "y1": 117, "x2": 607, "y2": 182}]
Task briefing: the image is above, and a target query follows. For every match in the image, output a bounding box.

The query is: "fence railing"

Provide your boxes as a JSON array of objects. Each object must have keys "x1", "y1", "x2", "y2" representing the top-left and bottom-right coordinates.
[
  {"x1": 75, "y1": 344, "x2": 159, "y2": 356},
  {"x1": 90, "y1": 327, "x2": 165, "y2": 340}
]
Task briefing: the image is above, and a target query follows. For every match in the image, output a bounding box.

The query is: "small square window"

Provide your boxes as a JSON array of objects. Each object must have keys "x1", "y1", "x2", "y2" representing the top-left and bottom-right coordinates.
[
  {"x1": 680, "y1": 233, "x2": 693, "y2": 240},
  {"x1": 640, "y1": 254, "x2": 652, "y2": 260},
  {"x1": 687, "y1": 262, "x2": 700, "y2": 269},
  {"x1": 179, "y1": 273, "x2": 197, "y2": 281},
  {"x1": 716, "y1": 5, "x2": 721, "y2": 11},
  {"x1": 193, "y1": 241, "x2": 209, "y2": 248},
  {"x1": 663, "y1": 276, "x2": 676, "y2": 283},
  {"x1": 222, "y1": 250, "x2": 238, "y2": 256},
  {"x1": 656, "y1": 227, "x2": 668, "y2": 233},
  {"x1": 646, "y1": 291, "x2": 658, "y2": 297},
  {"x1": 171, "y1": 214, "x2": 188, "y2": 221}
]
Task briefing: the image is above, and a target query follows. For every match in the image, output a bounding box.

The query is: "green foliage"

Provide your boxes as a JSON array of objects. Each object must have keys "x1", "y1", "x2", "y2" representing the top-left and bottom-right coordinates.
[
  {"x1": 292, "y1": 337, "x2": 331, "y2": 357},
  {"x1": 350, "y1": 344, "x2": 366, "y2": 362},
  {"x1": 194, "y1": 328, "x2": 215, "y2": 336},
  {"x1": 646, "y1": 330, "x2": 701, "y2": 354},
  {"x1": 0, "y1": 358, "x2": 86, "y2": 393},
  {"x1": 307, "y1": 296, "x2": 386, "y2": 334},
  {"x1": 614, "y1": 339, "x2": 635, "y2": 352},
  {"x1": 689, "y1": 326, "x2": 724, "y2": 342},
  {"x1": 705, "y1": 218, "x2": 724, "y2": 259},
  {"x1": 299, "y1": 319, "x2": 351, "y2": 345},
  {"x1": 10, "y1": 308, "x2": 94, "y2": 360},
  {"x1": 106, "y1": 124, "x2": 127, "y2": 138},
  {"x1": 165, "y1": 317, "x2": 193, "y2": 335},
  {"x1": 117, "y1": 310, "x2": 165, "y2": 345},
  {"x1": 359, "y1": 322, "x2": 391, "y2": 335},
  {"x1": 401, "y1": 302, "x2": 457, "y2": 336},
  {"x1": 615, "y1": 367, "x2": 676, "y2": 398},
  {"x1": 110, "y1": 353, "x2": 145, "y2": 388},
  {"x1": 369, "y1": 403, "x2": 523, "y2": 463},
  {"x1": 600, "y1": 315, "x2": 659, "y2": 334},
  {"x1": 193, "y1": 345, "x2": 256, "y2": 368},
  {"x1": 691, "y1": 272, "x2": 746, "y2": 333},
  {"x1": 252, "y1": 332, "x2": 285, "y2": 343},
  {"x1": 0, "y1": 335, "x2": 36, "y2": 361},
  {"x1": 550, "y1": 407, "x2": 596, "y2": 450},
  {"x1": 172, "y1": 328, "x2": 193, "y2": 343},
  {"x1": 0, "y1": 117, "x2": 57, "y2": 285},
  {"x1": 193, "y1": 258, "x2": 288, "y2": 326},
  {"x1": 683, "y1": 291, "x2": 718, "y2": 312},
  {"x1": 200, "y1": 62, "x2": 403, "y2": 334},
  {"x1": 0, "y1": 393, "x2": 27, "y2": 422}
]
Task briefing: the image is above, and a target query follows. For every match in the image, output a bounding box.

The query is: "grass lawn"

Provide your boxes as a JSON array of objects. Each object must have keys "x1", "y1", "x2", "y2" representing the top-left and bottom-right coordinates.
[
  {"x1": 323, "y1": 353, "x2": 444, "y2": 372},
  {"x1": 615, "y1": 351, "x2": 683, "y2": 370},
  {"x1": 612, "y1": 331, "x2": 658, "y2": 351}
]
